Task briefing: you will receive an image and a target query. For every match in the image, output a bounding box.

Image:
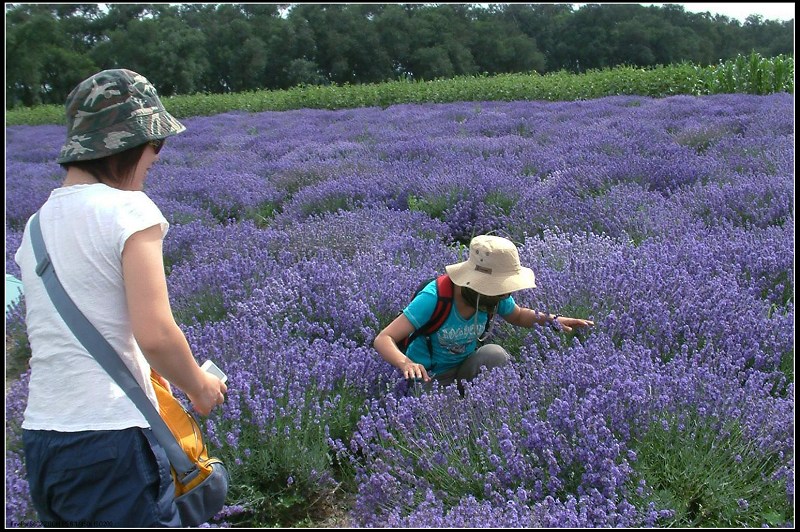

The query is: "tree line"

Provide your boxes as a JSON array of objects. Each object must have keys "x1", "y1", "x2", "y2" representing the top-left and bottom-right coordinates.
[{"x1": 6, "y1": 3, "x2": 794, "y2": 109}]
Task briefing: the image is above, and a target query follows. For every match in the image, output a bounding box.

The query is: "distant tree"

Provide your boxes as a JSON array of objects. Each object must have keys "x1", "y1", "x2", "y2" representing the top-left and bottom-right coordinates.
[
  {"x1": 285, "y1": 59, "x2": 328, "y2": 87},
  {"x1": 410, "y1": 45, "x2": 457, "y2": 80},
  {"x1": 470, "y1": 8, "x2": 546, "y2": 74},
  {"x1": 765, "y1": 20, "x2": 794, "y2": 56},
  {"x1": 91, "y1": 6, "x2": 208, "y2": 96},
  {"x1": 97, "y1": 3, "x2": 150, "y2": 30},
  {"x1": 501, "y1": 3, "x2": 575, "y2": 71},
  {"x1": 668, "y1": 8, "x2": 739, "y2": 64},
  {"x1": 4, "y1": 1, "x2": 795, "y2": 108},
  {"x1": 283, "y1": 14, "x2": 327, "y2": 86},
  {"x1": 287, "y1": 4, "x2": 394, "y2": 85},
  {"x1": 743, "y1": 16, "x2": 795, "y2": 57},
  {"x1": 6, "y1": 5, "x2": 98, "y2": 107},
  {"x1": 406, "y1": 4, "x2": 478, "y2": 79},
  {"x1": 174, "y1": 4, "x2": 266, "y2": 93},
  {"x1": 347, "y1": 4, "x2": 396, "y2": 83},
  {"x1": 54, "y1": 4, "x2": 106, "y2": 48},
  {"x1": 239, "y1": 4, "x2": 296, "y2": 90},
  {"x1": 559, "y1": 4, "x2": 617, "y2": 70},
  {"x1": 612, "y1": 19, "x2": 657, "y2": 66},
  {"x1": 374, "y1": 4, "x2": 415, "y2": 79}
]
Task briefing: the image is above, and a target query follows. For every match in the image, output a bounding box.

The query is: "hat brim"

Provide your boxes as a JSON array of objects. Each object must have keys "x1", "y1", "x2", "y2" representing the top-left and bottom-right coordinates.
[
  {"x1": 446, "y1": 261, "x2": 536, "y2": 296},
  {"x1": 57, "y1": 109, "x2": 186, "y2": 164}
]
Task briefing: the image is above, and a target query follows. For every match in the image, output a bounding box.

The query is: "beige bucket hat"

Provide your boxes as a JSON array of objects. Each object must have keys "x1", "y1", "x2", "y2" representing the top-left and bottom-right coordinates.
[{"x1": 445, "y1": 235, "x2": 537, "y2": 296}]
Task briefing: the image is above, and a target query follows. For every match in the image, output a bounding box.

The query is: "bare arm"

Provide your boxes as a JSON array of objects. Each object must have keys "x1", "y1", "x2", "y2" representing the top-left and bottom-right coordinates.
[
  {"x1": 503, "y1": 305, "x2": 594, "y2": 332},
  {"x1": 373, "y1": 314, "x2": 431, "y2": 381},
  {"x1": 122, "y1": 224, "x2": 226, "y2": 415}
]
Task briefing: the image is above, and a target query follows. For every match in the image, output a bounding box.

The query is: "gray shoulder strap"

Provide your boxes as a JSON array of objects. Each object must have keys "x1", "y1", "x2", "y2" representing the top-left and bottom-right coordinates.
[{"x1": 28, "y1": 211, "x2": 198, "y2": 481}]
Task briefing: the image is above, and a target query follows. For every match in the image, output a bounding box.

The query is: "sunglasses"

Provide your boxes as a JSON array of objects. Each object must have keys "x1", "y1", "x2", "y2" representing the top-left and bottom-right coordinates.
[
  {"x1": 477, "y1": 293, "x2": 510, "y2": 310},
  {"x1": 149, "y1": 138, "x2": 165, "y2": 154},
  {"x1": 462, "y1": 286, "x2": 510, "y2": 311}
]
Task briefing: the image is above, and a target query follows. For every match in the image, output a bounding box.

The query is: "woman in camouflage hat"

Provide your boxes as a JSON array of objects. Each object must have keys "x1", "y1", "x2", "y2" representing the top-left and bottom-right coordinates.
[{"x1": 14, "y1": 69, "x2": 228, "y2": 527}]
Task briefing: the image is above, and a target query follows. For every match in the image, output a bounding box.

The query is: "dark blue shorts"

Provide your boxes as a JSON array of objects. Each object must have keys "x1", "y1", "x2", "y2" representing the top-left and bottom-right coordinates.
[{"x1": 23, "y1": 427, "x2": 181, "y2": 527}]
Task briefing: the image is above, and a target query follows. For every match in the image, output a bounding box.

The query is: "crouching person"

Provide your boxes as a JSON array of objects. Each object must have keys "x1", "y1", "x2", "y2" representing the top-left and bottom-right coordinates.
[{"x1": 373, "y1": 235, "x2": 593, "y2": 393}]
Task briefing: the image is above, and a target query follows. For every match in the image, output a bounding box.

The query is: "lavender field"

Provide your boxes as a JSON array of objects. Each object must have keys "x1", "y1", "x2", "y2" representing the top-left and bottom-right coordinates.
[{"x1": 5, "y1": 93, "x2": 794, "y2": 527}]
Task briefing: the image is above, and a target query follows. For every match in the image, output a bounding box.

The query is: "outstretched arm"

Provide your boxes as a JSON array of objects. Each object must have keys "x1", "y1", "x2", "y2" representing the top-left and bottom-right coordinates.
[{"x1": 502, "y1": 305, "x2": 594, "y2": 333}]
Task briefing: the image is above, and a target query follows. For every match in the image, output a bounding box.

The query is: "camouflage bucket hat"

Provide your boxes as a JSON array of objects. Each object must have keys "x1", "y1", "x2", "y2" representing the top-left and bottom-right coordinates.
[{"x1": 57, "y1": 68, "x2": 186, "y2": 163}]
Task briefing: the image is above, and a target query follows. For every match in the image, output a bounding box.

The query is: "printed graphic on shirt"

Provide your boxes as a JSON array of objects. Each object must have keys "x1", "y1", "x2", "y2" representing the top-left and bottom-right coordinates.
[
  {"x1": 438, "y1": 322, "x2": 487, "y2": 354},
  {"x1": 402, "y1": 279, "x2": 515, "y2": 372}
]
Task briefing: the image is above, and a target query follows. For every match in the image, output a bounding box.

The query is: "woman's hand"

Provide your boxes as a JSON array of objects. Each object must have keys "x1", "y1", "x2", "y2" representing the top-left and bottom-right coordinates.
[
  {"x1": 400, "y1": 360, "x2": 431, "y2": 382},
  {"x1": 374, "y1": 314, "x2": 432, "y2": 381},
  {"x1": 554, "y1": 316, "x2": 594, "y2": 333},
  {"x1": 187, "y1": 371, "x2": 228, "y2": 417}
]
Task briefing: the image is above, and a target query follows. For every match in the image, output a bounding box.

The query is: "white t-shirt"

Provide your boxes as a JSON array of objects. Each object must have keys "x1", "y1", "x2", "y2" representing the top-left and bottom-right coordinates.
[{"x1": 15, "y1": 183, "x2": 169, "y2": 431}]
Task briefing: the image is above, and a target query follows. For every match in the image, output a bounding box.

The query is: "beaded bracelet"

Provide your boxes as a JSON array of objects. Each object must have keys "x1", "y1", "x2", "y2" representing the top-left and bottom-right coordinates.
[{"x1": 551, "y1": 314, "x2": 562, "y2": 330}]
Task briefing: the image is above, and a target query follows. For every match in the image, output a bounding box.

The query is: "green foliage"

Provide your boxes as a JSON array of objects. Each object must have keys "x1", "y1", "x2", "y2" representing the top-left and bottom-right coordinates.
[
  {"x1": 4, "y1": 306, "x2": 31, "y2": 384},
  {"x1": 351, "y1": 382, "x2": 591, "y2": 518},
  {"x1": 484, "y1": 190, "x2": 518, "y2": 216},
  {"x1": 6, "y1": 103, "x2": 64, "y2": 126},
  {"x1": 673, "y1": 124, "x2": 739, "y2": 154},
  {"x1": 5, "y1": 306, "x2": 32, "y2": 459},
  {"x1": 7, "y1": 54, "x2": 793, "y2": 126},
  {"x1": 365, "y1": 394, "x2": 514, "y2": 511},
  {"x1": 245, "y1": 201, "x2": 279, "y2": 228},
  {"x1": 6, "y1": 3, "x2": 794, "y2": 108},
  {"x1": 298, "y1": 194, "x2": 355, "y2": 220},
  {"x1": 629, "y1": 411, "x2": 792, "y2": 527},
  {"x1": 408, "y1": 188, "x2": 468, "y2": 221},
  {"x1": 218, "y1": 383, "x2": 366, "y2": 527},
  {"x1": 695, "y1": 52, "x2": 795, "y2": 95},
  {"x1": 778, "y1": 348, "x2": 793, "y2": 390},
  {"x1": 172, "y1": 288, "x2": 229, "y2": 325}
]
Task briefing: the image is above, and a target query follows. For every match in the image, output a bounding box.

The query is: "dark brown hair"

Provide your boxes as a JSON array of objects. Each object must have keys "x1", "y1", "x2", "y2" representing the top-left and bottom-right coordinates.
[{"x1": 59, "y1": 143, "x2": 148, "y2": 187}]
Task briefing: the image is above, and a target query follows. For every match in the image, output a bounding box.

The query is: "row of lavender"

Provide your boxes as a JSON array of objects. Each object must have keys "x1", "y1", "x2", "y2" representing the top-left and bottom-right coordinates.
[{"x1": 6, "y1": 93, "x2": 793, "y2": 527}]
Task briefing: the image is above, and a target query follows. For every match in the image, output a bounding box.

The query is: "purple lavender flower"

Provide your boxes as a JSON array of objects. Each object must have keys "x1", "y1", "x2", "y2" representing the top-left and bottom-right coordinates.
[{"x1": 5, "y1": 92, "x2": 793, "y2": 527}]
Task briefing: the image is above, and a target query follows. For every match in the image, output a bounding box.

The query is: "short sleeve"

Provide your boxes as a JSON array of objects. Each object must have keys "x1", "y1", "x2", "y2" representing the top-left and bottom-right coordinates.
[
  {"x1": 402, "y1": 280, "x2": 438, "y2": 330},
  {"x1": 497, "y1": 294, "x2": 516, "y2": 317},
  {"x1": 115, "y1": 192, "x2": 169, "y2": 255}
]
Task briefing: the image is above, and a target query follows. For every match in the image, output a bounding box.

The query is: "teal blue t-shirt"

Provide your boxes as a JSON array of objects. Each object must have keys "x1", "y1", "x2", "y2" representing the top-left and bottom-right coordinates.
[{"x1": 402, "y1": 279, "x2": 516, "y2": 375}]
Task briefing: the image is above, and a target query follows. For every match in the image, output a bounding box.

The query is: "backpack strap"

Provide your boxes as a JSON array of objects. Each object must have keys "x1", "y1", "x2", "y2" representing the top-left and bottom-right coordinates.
[
  {"x1": 397, "y1": 274, "x2": 454, "y2": 354},
  {"x1": 420, "y1": 274, "x2": 454, "y2": 336},
  {"x1": 478, "y1": 309, "x2": 495, "y2": 343}
]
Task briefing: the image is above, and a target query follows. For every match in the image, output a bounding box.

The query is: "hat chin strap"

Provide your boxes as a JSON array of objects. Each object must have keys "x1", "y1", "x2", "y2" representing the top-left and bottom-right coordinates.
[
  {"x1": 474, "y1": 293, "x2": 495, "y2": 343},
  {"x1": 477, "y1": 293, "x2": 484, "y2": 343}
]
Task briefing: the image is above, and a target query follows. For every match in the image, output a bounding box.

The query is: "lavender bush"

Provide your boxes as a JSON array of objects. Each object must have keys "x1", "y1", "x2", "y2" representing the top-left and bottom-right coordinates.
[{"x1": 5, "y1": 93, "x2": 793, "y2": 527}]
